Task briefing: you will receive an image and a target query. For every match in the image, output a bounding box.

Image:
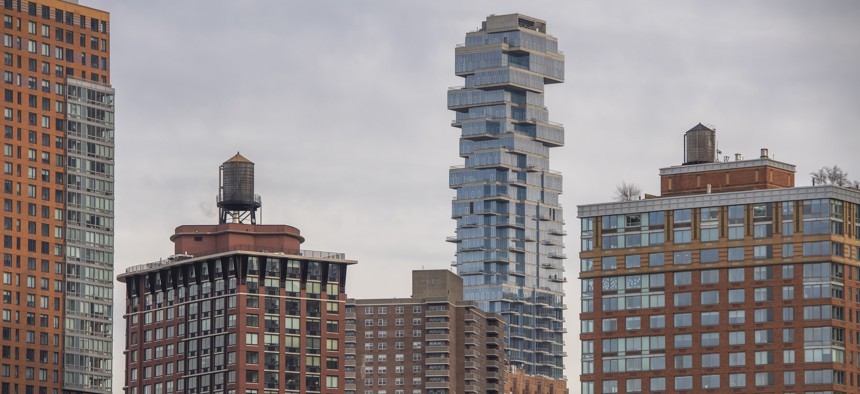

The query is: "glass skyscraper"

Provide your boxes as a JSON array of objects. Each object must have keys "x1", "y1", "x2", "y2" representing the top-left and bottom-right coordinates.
[{"x1": 448, "y1": 13, "x2": 566, "y2": 379}]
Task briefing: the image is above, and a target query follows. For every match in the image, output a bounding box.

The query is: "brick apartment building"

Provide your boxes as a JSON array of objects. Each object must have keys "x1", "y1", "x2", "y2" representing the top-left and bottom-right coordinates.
[
  {"x1": 119, "y1": 155, "x2": 357, "y2": 394},
  {"x1": 344, "y1": 270, "x2": 505, "y2": 394},
  {"x1": 1, "y1": 0, "x2": 114, "y2": 392},
  {"x1": 578, "y1": 124, "x2": 860, "y2": 393}
]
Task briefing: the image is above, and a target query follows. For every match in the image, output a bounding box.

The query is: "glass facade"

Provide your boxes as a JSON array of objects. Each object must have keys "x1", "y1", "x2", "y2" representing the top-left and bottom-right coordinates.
[
  {"x1": 63, "y1": 78, "x2": 115, "y2": 392},
  {"x1": 449, "y1": 14, "x2": 565, "y2": 379}
]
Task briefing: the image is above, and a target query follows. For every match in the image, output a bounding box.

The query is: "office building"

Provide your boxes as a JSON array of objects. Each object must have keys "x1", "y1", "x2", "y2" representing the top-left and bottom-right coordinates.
[
  {"x1": 119, "y1": 154, "x2": 356, "y2": 394},
  {"x1": 578, "y1": 124, "x2": 860, "y2": 393},
  {"x1": 448, "y1": 13, "x2": 567, "y2": 379},
  {"x1": 344, "y1": 270, "x2": 505, "y2": 394},
  {"x1": 1, "y1": 0, "x2": 114, "y2": 393}
]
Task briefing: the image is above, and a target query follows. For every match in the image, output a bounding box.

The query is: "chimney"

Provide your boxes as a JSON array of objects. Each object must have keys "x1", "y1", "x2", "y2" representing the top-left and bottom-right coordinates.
[{"x1": 760, "y1": 148, "x2": 769, "y2": 159}]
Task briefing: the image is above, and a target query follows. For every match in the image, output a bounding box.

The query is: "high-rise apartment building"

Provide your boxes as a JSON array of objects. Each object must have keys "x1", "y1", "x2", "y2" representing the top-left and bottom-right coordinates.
[
  {"x1": 578, "y1": 124, "x2": 860, "y2": 393},
  {"x1": 119, "y1": 154, "x2": 356, "y2": 394},
  {"x1": 1, "y1": 1, "x2": 114, "y2": 393},
  {"x1": 448, "y1": 13, "x2": 567, "y2": 379},
  {"x1": 344, "y1": 270, "x2": 505, "y2": 394}
]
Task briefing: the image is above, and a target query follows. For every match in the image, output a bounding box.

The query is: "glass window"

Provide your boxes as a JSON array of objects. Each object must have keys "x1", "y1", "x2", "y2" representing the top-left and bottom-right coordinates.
[
  {"x1": 728, "y1": 268, "x2": 744, "y2": 282},
  {"x1": 701, "y1": 291, "x2": 719, "y2": 305},
  {"x1": 728, "y1": 247, "x2": 745, "y2": 261},
  {"x1": 648, "y1": 252, "x2": 664, "y2": 267},
  {"x1": 674, "y1": 313, "x2": 691, "y2": 327},
  {"x1": 729, "y1": 332, "x2": 745, "y2": 346},
  {"x1": 673, "y1": 272, "x2": 691, "y2": 286},
  {"x1": 674, "y1": 376, "x2": 692, "y2": 390},
  {"x1": 700, "y1": 248, "x2": 719, "y2": 263},
  {"x1": 625, "y1": 255, "x2": 640, "y2": 269},
  {"x1": 701, "y1": 332, "x2": 719, "y2": 347},
  {"x1": 728, "y1": 289, "x2": 745, "y2": 303}
]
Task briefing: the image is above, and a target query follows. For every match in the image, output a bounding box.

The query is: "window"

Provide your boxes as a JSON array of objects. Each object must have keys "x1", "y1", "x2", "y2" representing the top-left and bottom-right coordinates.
[
  {"x1": 674, "y1": 313, "x2": 691, "y2": 327},
  {"x1": 674, "y1": 376, "x2": 692, "y2": 390},
  {"x1": 729, "y1": 351, "x2": 746, "y2": 365},
  {"x1": 673, "y1": 272, "x2": 691, "y2": 286},
  {"x1": 754, "y1": 329, "x2": 773, "y2": 344},
  {"x1": 728, "y1": 267, "x2": 744, "y2": 282},
  {"x1": 755, "y1": 350, "x2": 774, "y2": 365},
  {"x1": 754, "y1": 287, "x2": 773, "y2": 302},
  {"x1": 754, "y1": 308, "x2": 773, "y2": 323},
  {"x1": 700, "y1": 248, "x2": 719, "y2": 263},
  {"x1": 674, "y1": 355, "x2": 692, "y2": 369},
  {"x1": 674, "y1": 334, "x2": 692, "y2": 349},
  {"x1": 728, "y1": 310, "x2": 745, "y2": 325},
  {"x1": 755, "y1": 372, "x2": 775, "y2": 387},
  {"x1": 602, "y1": 256, "x2": 616, "y2": 270},
  {"x1": 782, "y1": 286, "x2": 794, "y2": 301},
  {"x1": 625, "y1": 316, "x2": 641, "y2": 330},
  {"x1": 700, "y1": 269, "x2": 719, "y2": 284},
  {"x1": 625, "y1": 254, "x2": 640, "y2": 268},
  {"x1": 701, "y1": 374, "x2": 720, "y2": 389},
  {"x1": 649, "y1": 252, "x2": 664, "y2": 267},
  {"x1": 626, "y1": 378, "x2": 642, "y2": 393},
  {"x1": 729, "y1": 373, "x2": 746, "y2": 388},
  {"x1": 602, "y1": 318, "x2": 617, "y2": 332},
  {"x1": 701, "y1": 291, "x2": 719, "y2": 305},
  {"x1": 602, "y1": 380, "x2": 618, "y2": 393},
  {"x1": 649, "y1": 315, "x2": 665, "y2": 329},
  {"x1": 650, "y1": 377, "x2": 666, "y2": 392},
  {"x1": 728, "y1": 289, "x2": 744, "y2": 303},
  {"x1": 753, "y1": 266, "x2": 772, "y2": 281},
  {"x1": 674, "y1": 293, "x2": 691, "y2": 307},
  {"x1": 701, "y1": 353, "x2": 720, "y2": 368},
  {"x1": 701, "y1": 332, "x2": 719, "y2": 347},
  {"x1": 728, "y1": 247, "x2": 745, "y2": 261},
  {"x1": 701, "y1": 311, "x2": 719, "y2": 326},
  {"x1": 728, "y1": 205, "x2": 744, "y2": 239}
]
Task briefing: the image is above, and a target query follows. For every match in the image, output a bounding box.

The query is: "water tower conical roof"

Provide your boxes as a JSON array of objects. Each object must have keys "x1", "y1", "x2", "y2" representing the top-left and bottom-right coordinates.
[{"x1": 225, "y1": 152, "x2": 253, "y2": 164}]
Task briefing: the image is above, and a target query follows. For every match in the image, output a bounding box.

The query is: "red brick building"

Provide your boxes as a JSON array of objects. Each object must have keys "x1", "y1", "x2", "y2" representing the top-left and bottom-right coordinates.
[
  {"x1": 578, "y1": 124, "x2": 860, "y2": 393},
  {"x1": 119, "y1": 155, "x2": 356, "y2": 394},
  {"x1": 1, "y1": 0, "x2": 114, "y2": 393}
]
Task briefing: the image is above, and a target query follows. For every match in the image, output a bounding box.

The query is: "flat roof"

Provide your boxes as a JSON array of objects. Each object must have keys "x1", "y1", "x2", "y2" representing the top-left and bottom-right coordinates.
[
  {"x1": 578, "y1": 185, "x2": 860, "y2": 218},
  {"x1": 118, "y1": 249, "x2": 356, "y2": 282}
]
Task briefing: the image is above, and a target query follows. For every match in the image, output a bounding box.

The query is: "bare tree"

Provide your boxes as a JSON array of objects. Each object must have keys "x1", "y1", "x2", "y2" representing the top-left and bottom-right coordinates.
[
  {"x1": 614, "y1": 182, "x2": 642, "y2": 202},
  {"x1": 810, "y1": 165, "x2": 857, "y2": 187}
]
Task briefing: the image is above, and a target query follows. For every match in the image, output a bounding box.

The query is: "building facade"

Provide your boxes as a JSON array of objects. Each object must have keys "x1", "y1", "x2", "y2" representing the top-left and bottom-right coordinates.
[
  {"x1": 578, "y1": 124, "x2": 860, "y2": 393},
  {"x1": 448, "y1": 13, "x2": 566, "y2": 379},
  {"x1": 119, "y1": 155, "x2": 357, "y2": 394},
  {"x1": 344, "y1": 270, "x2": 505, "y2": 394},
  {"x1": 1, "y1": 1, "x2": 114, "y2": 393}
]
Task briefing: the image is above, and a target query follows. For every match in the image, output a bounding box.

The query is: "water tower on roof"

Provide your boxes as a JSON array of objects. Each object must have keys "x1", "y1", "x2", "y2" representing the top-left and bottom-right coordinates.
[
  {"x1": 217, "y1": 152, "x2": 262, "y2": 224},
  {"x1": 683, "y1": 123, "x2": 717, "y2": 165}
]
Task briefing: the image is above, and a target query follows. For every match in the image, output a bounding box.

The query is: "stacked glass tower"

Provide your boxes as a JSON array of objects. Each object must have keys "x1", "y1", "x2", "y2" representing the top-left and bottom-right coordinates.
[{"x1": 448, "y1": 13, "x2": 566, "y2": 379}]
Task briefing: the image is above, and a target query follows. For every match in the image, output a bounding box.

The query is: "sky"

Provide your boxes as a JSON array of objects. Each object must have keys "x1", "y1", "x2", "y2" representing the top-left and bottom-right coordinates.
[{"x1": 85, "y1": 0, "x2": 860, "y2": 391}]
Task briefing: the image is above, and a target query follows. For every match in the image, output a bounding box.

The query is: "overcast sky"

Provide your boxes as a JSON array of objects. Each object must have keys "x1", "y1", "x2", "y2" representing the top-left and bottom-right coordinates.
[{"x1": 86, "y1": 0, "x2": 860, "y2": 391}]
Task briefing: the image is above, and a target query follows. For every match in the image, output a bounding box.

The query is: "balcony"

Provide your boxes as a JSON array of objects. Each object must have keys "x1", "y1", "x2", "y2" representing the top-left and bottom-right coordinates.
[
  {"x1": 426, "y1": 369, "x2": 450, "y2": 377},
  {"x1": 445, "y1": 236, "x2": 461, "y2": 243},
  {"x1": 549, "y1": 275, "x2": 567, "y2": 283},
  {"x1": 425, "y1": 357, "x2": 450, "y2": 365},
  {"x1": 548, "y1": 252, "x2": 567, "y2": 259}
]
